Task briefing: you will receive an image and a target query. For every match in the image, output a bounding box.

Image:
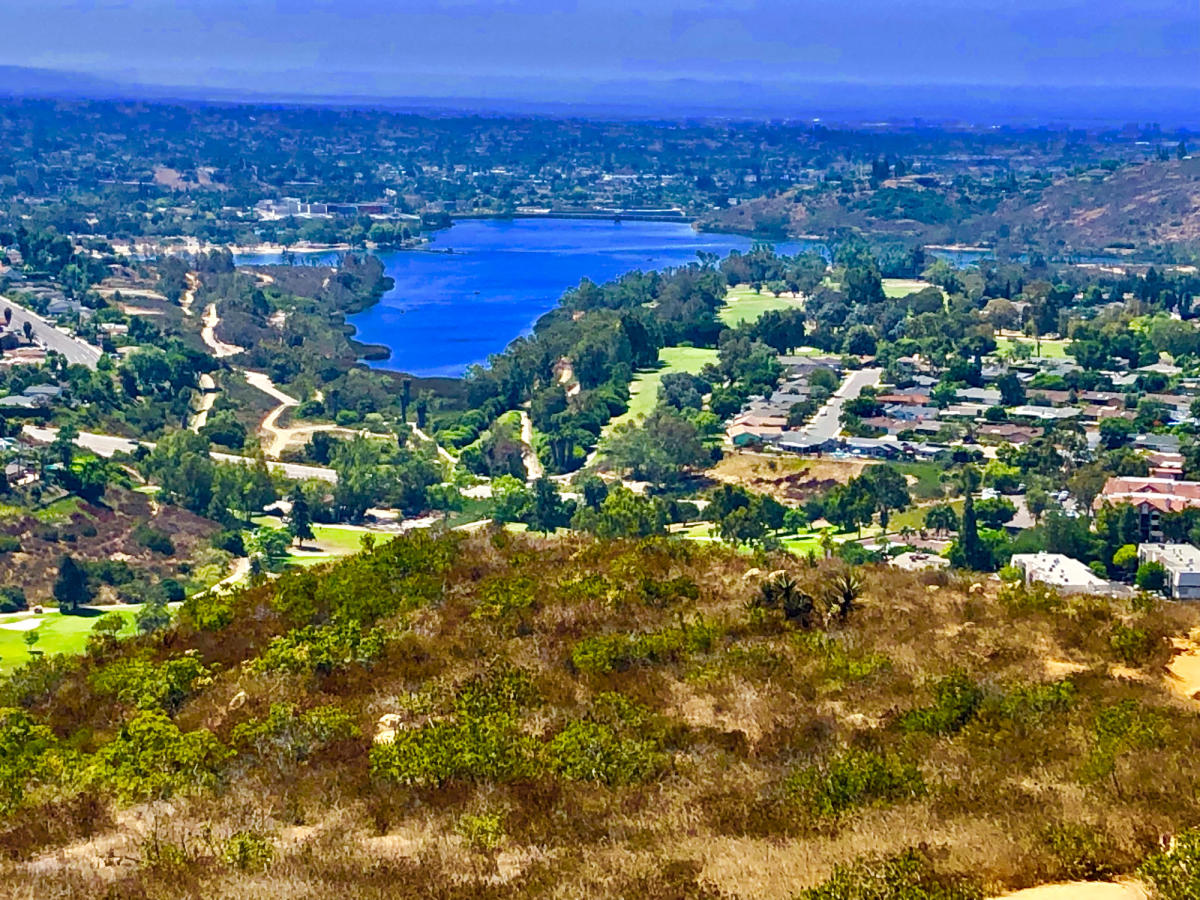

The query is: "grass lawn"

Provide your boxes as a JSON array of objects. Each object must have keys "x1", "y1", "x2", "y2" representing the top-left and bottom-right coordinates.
[
  {"x1": 882, "y1": 278, "x2": 937, "y2": 299},
  {"x1": 718, "y1": 285, "x2": 803, "y2": 327},
  {"x1": 606, "y1": 346, "x2": 719, "y2": 433},
  {"x1": 888, "y1": 499, "x2": 964, "y2": 532},
  {"x1": 995, "y1": 335, "x2": 1071, "y2": 359},
  {"x1": 0, "y1": 606, "x2": 138, "y2": 673}
]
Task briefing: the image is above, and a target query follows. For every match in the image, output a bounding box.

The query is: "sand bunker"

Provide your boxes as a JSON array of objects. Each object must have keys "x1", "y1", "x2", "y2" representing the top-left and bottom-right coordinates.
[
  {"x1": 995, "y1": 882, "x2": 1146, "y2": 900},
  {"x1": 0, "y1": 618, "x2": 42, "y2": 631}
]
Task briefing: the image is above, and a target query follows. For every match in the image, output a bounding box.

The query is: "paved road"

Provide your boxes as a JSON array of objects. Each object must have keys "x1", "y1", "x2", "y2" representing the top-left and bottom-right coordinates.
[
  {"x1": 21, "y1": 425, "x2": 338, "y2": 484},
  {"x1": 794, "y1": 367, "x2": 883, "y2": 445},
  {"x1": 0, "y1": 295, "x2": 102, "y2": 369}
]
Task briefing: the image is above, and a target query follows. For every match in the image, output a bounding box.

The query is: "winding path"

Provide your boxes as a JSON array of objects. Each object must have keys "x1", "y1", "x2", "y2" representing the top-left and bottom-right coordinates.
[{"x1": 519, "y1": 410, "x2": 544, "y2": 481}]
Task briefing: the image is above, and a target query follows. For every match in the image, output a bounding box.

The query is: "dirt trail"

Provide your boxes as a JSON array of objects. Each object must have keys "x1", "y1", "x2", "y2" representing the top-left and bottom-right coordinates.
[
  {"x1": 188, "y1": 372, "x2": 218, "y2": 432},
  {"x1": 519, "y1": 410, "x2": 544, "y2": 481},
  {"x1": 411, "y1": 423, "x2": 457, "y2": 464},
  {"x1": 1166, "y1": 626, "x2": 1200, "y2": 702},
  {"x1": 178, "y1": 272, "x2": 197, "y2": 316},
  {"x1": 992, "y1": 882, "x2": 1146, "y2": 900},
  {"x1": 242, "y1": 370, "x2": 300, "y2": 457},
  {"x1": 200, "y1": 303, "x2": 245, "y2": 358}
]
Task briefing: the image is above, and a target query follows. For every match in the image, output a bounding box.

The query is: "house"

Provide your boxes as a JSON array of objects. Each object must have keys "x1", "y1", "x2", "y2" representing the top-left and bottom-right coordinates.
[
  {"x1": 1134, "y1": 433, "x2": 1182, "y2": 454},
  {"x1": 1097, "y1": 477, "x2": 1200, "y2": 540},
  {"x1": 840, "y1": 437, "x2": 902, "y2": 459},
  {"x1": 977, "y1": 423, "x2": 1042, "y2": 444},
  {"x1": 1008, "y1": 405, "x2": 1082, "y2": 422},
  {"x1": 0, "y1": 395, "x2": 36, "y2": 410},
  {"x1": 957, "y1": 387, "x2": 1002, "y2": 405},
  {"x1": 1010, "y1": 552, "x2": 1111, "y2": 594},
  {"x1": 889, "y1": 552, "x2": 950, "y2": 572},
  {"x1": 1138, "y1": 543, "x2": 1200, "y2": 599},
  {"x1": 777, "y1": 432, "x2": 837, "y2": 454},
  {"x1": 23, "y1": 384, "x2": 62, "y2": 402},
  {"x1": 940, "y1": 403, "x2": 990, "y2": 420}
]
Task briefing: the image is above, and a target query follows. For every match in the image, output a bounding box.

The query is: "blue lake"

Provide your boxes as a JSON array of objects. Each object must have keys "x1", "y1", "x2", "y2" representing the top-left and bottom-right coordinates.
[{"x1": 240, "y1": 218, "x2": 815, "y2": 377}]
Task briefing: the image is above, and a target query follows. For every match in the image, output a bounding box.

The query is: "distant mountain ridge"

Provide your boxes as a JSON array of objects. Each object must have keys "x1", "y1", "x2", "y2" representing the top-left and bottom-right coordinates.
[{"x1": 0, "y1": 65, "x2": 1196, "y2": 127}]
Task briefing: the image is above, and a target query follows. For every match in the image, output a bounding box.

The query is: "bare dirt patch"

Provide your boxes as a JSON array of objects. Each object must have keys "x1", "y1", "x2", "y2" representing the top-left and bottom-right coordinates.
[{"x1": 707, "y1": 452, "x2": 868, "y2": 505}]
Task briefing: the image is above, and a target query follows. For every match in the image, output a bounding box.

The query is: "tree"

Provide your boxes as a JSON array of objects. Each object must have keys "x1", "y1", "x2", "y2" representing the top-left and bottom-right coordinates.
[
  {"x1": 53, "y1": 554, "x2": 92, "y2": 613},
  {"x1": 1024, "y1": 486, "x2": 1051, "y2": 523},
  {"x1": 289, "y1": 488, "x2": 315, "y2": 547},
  {"x1": 1112, "y1": 544, "x2": 1139, "y2": 578},
  {"x1": 957, "y1": 467, "x2": 988, "y2": 570},
  {"x1": 1099, "y1": 417, "x2": 1136, "y2": 450},
  {"x1": 606, "y1": 407, "x2": 710, "y2": 489},
  {"x1": 527, "y1": 478, "x2": 569, "y2": 534},
  {"x1": 571, "y1": 485, "x2": 665, "y2": 539},
  {"x1": 858, "y1": 465, "x2": 911, "y2": 531},
  {"x1": 974, "y1": 497, "x2": 1017, "y2": 528},
  {"x1": 246, "y1": 527, "x2": 291, "y2": 572},
  {"x1": 924, "y1": 504, "x2": 959, "y2": 536},
  {"x1": 135, "y1": 597, "x2": 171, "y2": 635},
  {"x1": 492, "y1": 475, "x2": 532, "y2": 524},
  {"x1": 1135, "y1": 561, "x2": 1167, "y2": 593}
]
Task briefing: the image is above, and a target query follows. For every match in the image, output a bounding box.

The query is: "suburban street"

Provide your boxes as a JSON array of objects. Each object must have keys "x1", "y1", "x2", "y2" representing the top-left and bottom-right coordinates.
[
  {"x1": 0, "y1": 295, "x2": 102, "y2": 368},
  {"x1": 21, "y1": 425, "x2": 339, "y2": 484},
  {"x1": 795, "y1": 366, "x2": 883, "y2": 445}
]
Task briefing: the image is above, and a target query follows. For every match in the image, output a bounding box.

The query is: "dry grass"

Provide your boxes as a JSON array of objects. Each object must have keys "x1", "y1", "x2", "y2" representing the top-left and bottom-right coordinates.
[{"x1": 2, "y1": 533, "x2": 1200, "y2": 898}]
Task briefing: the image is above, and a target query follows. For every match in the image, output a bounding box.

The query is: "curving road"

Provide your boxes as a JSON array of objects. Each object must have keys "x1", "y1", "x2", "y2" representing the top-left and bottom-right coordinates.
[
  {"x1": 21, "y1": 425, "x2": 338, "y2": 484},
  {"x1": 0, "y1": 296, "x2": 102, "y2": 369}
]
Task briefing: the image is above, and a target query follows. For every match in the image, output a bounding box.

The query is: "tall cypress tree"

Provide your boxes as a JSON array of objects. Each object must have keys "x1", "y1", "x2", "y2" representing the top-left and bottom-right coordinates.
[{"x1": 959, "y1": 466, "x2": 987, "y2": 571}]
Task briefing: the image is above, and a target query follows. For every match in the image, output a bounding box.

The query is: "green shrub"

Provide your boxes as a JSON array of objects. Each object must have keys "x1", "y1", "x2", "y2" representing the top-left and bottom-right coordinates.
[
  {"x1": 180, "y1": 589, "x2": 236, "y2": 632},
  {"x1": 133, "y1": 522, "x2": 175, "y2": 555},
  {"x1": 550, "y1": 717, "x2": 666, "y2": 786},
  {"x1": 0, "y1": 535, "x2": 20, "y2": 554},
  {"x1": 1110, "y1": 624, "x2": 1156, "y2": 666},
  {"x1": 1039, "y1": 822, "x2": 1117, "y2": 881},
  {"x1": 472, "y1": 573, "x2": 537, "y2": 619},
  {"x1": 785, "y1": 748, "x2": 925, "y2": 820},
  {"x1": 795, "y1": 633, "x2": 891, "y2": 685},
  {"x1": 0, "y1": 707, "x2": 60, "y2": 813},
  {"x1": 456, "y1": 812, "x2": 505, "y2": 852},
  {"x1": 371, "y1": 665, "x2": 543, "y2": 786},
  {"x1": 90, "y1": 711, "x2": 230, "y2": 801},
  {"x1": 899, "y1": 672, "x2": 983, "y2": 736},
  {"x1": 796, "y1": 849, "x2": 982, "y2": 900},
  {"x1": 570, "y1": 619, "x2": 721, "y2": 674},
  {"x1": 89, "y1": 653, "x2": 211, "y2": 714},
  {"x1": 254, "y1": 620, "x2": 386, "y2": 676},
  {"x1": 222, "y1": 830, "x2": 275, "y2": 872},
  {"x1": 1139, "y1": 827, "x2": 1200, "y2": 899},
  {"x1": 231, "y1": 703, "x2": 359, "y2": 763}
]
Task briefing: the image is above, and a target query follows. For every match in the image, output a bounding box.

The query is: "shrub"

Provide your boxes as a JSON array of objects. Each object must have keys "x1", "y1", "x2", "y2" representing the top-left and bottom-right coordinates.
[
  {"x1": 550, "y1": 718, "x2": 666, "y2": 786},
  {"x1": 133, "y1": 523, "x2": 175, "y2": 556},
  {"x1": 795, "y1": 633, "x2": 891, "y2": 685},
  {"x1": 89, "y1": 711, "x2": 230, "y2": 801},
  {"x1": 456, "y1": 812, "x2": 505, "y2": 852},
  {"x1": 89, "y1": 653, "x2": 211, "y2": 714},
  {"x1": 900, "y1": 672, "x2": 983, "y2": 736},
  {"x1": 180, "y1": 589, "x2": 236, "y2": 632},
  {"x1": 0, "y1": 707, "x2": 59, "y2": 813},
  {"x1": 1039, "y1": 822, "x2": 1117, "y2": 881},
  {"x1": 785, "y1": 748, "x2": 925, "y2": 820},
  {"x1": 797, "y1": 849, "x2": 982, "y2": 900},
  {"x1": 232, "y1": 703, "x2": 359, "y2": 764},
  {"x1": 0, "y1": 535, "x2": 19, "y2": 554},
  {"x1": 1109, "y1": 624, "x2": 1156, "y2": 667},
  {"x1": 1139, "y1": 827, "x2": 1200, "y2": 899},
  {"x1": 570, "y1": 619, "x2": 721, "y2": 674},
  {"x1": 222, "y1": 830, "x2": 275, "y2": 872},
  {"x1": 254, "y1": 620, "x2": 386, "y2": 676}
]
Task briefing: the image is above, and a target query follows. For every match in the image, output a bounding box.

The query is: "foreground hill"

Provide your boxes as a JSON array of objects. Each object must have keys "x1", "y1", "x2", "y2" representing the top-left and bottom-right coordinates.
[{"x1": 4, "y1": 531, "x2": 1200, "y2": 898}]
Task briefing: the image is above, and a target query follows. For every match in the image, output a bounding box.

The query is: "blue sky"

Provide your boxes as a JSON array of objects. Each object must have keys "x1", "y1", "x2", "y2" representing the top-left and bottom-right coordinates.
[{"x1": 7, "y1": 0, "x2": 1198, "y2": 95}]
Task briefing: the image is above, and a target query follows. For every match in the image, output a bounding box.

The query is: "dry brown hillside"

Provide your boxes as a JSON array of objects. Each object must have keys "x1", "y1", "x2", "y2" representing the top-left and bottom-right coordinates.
[{"x1": 3, "y1": 531, "x2": 1200, "y2": 898}]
